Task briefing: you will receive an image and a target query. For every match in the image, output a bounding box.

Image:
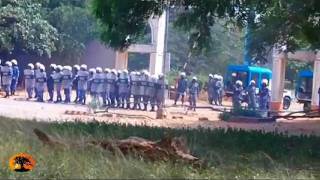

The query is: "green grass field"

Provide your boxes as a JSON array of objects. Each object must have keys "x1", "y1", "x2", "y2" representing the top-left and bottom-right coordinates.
[{"x1": 0, "y1": 117, "x2": 319, "y2": 179}]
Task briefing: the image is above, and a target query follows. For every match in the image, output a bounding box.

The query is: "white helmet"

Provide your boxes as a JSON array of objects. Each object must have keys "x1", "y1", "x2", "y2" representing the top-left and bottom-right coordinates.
[
  {"x1": 66, "y1": 66, "x2": 72, "y2": 71},
  {"x1": 213, "y1": 74, "x2": 219, "y2": 79},
  {"x1": 250, "y1": 80, "x2": 256, "y2": 85},
  {"x1": 111, "y1": 69, "x2": 117, "y2": 74},
  {"x1": 236, "y1": 80, "x2": 243, "y2": 86},
  {"x1": 130, "y1": 71, "x2": 136, "y2": 76},
  {"x1": 27, "y1": 63, "x2": 34, "y2": 69},
  {"x1": 117, "y1": 70, "x2": 122, "y2": 74},
  {"x1": 262, "y1": 79, "x2": 269, "y2": 85},
  {"x1": 35, "y1": 62, "x2": 41, "y2": 68},
  {"x1": 180, "y1": 72, "x2": 186, "y2": 77},
  {"x1": 89, "y1": 68, "x2": 96, "y2": 73},
  {"x1": 56, "y1": 65, "x2": 63, "y2": 71},
  {"x1": 80, "y1": 64, "x2": 87, "y2": 70},
  {"x1": 73, "y1": 64, "x2": 80, "y2": 70},
  {"x1": 192, "y1": 76, "x2": 197, "y2": 81},
  {"x1": 232, "y1": 73, "x2": 237, "y2": 77},
  {"x1": 158, "y1": 73, "x2": 164, "y2": 78},
  {"x1": 104, "y1": 68, "x2": 110, "y2": 73},
  {"x1": 50, "y1": 64, "x2": 57, "y2": 68},
  {"x1": 5, "y1": 61, "x2": 12, "y2": 67},
  {"x1": 11, "y1": 59, "x2": 18, "y2": 65},
  {"x1": 123, "y1": 69, "x2": 129, "y2": 74},
  {"x1": 209, "y1": 74, "x2": 214, "y2": 78},
  {"x1": 96, "y1": 67, "x2": 102, "y2": 73},
  {"x1": 39, "y1": 64, "x2": 45, "y2": 71}
]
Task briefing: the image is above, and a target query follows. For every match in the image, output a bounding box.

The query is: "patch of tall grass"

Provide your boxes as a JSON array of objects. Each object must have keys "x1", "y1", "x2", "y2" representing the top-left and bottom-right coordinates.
[{"x1": 0, "y1": 117, "x2": 319, "y2": 179}]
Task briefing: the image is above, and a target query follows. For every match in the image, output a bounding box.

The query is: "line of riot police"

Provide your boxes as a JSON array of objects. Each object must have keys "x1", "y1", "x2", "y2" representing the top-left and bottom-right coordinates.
[
  {"x1": 0, "y1": 59, "x2": 20, "y2": 98},
  {"x1": 22, "y1": 62, "x2": 168, "y2": 111}
]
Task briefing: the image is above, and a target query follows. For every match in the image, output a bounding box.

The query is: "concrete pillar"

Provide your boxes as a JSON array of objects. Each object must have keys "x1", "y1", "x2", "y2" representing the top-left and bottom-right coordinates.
[
  {"x1": 149, "y1": 11, "x2": 166, "y2": 75},
  {"x1": 311, "y1": 51, "x2": 320, "y2": 110},
  {"x1": 115, "y1": 51, "x2": 128, "y2": 70},
  {"x1": 149, "y1": 53, "x2": 156, "y2": 74},
  {"x1": 270, "y1": 47, "x2": 287, "y2": 111}
]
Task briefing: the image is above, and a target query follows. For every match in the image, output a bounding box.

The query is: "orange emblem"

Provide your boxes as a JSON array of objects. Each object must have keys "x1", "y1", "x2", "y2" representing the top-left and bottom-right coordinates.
[{"x1": 9, "y1": 153, "x2": 36, "y2": 172}]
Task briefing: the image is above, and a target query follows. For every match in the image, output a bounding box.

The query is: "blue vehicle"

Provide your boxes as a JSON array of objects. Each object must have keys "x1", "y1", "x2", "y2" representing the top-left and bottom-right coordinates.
[
  {"x1": 296, "y1": 70, "x2": 313, "y2": 111},
  {"x1": 224, "y1": 65, "x2": 272, "y2": 96}
]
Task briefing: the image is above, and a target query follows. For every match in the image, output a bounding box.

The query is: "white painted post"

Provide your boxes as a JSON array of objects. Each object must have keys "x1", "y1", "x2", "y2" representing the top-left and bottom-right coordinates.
[
  {"x1": 311, "y1": 51, "x2": 320, "y2": 110},
  {"x1": 270, "y1": 47, "x2": 287, "y2": 111}
]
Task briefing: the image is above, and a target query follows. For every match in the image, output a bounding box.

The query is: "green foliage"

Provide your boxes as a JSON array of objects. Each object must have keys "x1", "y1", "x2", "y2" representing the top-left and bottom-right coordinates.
[
  {"x1": 92, "y1": 0, "x2": 320, "y2": 61},
  {"x1": 286, "y1": 60, "x2": 313, "y2": 83},
  {"x1": 0, "y1": 117, "x2": 319, "y2": 179},
  {"x1": 0, "y1": 0, "x2": 59, "y2": 57}
]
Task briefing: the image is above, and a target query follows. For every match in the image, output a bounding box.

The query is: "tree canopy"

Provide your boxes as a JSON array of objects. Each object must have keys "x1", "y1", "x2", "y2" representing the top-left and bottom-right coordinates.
[{"x1": 92, "y1": 0, "x2": 320, "y2": 62}]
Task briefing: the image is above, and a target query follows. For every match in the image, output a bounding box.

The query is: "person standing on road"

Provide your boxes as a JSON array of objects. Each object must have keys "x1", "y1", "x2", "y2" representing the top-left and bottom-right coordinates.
[
  {"x1": 259, "y1": 79, "x2": 270, "y2": 111},
  {"x1": 1, "y1": 61, "x2": 13, "y2": 98},
  {"x1": 155, "y1": 73, "x2": 166, "y2": 110},
  {"x1": 35, "y1": 65, "x2": 47, "y2": 102},
  {"x1": 232, "y1": 80, "x2": 243, "y2": 109},
  {"x1": 88, "y1": 68, "x2": 96, "y2": 98},
  {"x1": 24, "y1": 63, "x2": 35, "y2": 100},
  {"x1": 130, "y1": 71, "x2": 139, "y2": 110},
  {"x1": 174, "y1": 72, "x2": 188, "y2": 106},
  {"x1": 53, "y1": 65, "x2": 63, "y2": 103},
  {"x1": 72, "y1": 65, "x2": 80, "y2": 103},
  {"x1": 61, "y1": 66, "x2": 73, "y2": 103},
  {"x1": 207, "y1": 74, "x2": 214, "y2": 104},
  {"x1": 246, "y1": 80, "x2": 257, "y2": 110},
  {"x1": 77, "y1": 64, "x2": 89, "y2": 105},
  {"x1": 47, "y1": 64, "x2": 56, "y2": 102},
  {"x1": 217, "y1": 75, "x2": 224, "y2": 106},
  {"x1": 10, "y1": 59, "x2": 19, "y2": 95},
  {"x1": 118, "y1": 69, "x2": 130, "y2": 109},
  {"x1": 188, "y1": 77, "x2": 200, "y2": 111}
]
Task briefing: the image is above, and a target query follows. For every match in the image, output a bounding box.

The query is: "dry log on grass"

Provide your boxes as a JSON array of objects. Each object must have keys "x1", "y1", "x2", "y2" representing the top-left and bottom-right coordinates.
[{"x1": 34, "y1": 128, "x2": 200, "y2": 166}]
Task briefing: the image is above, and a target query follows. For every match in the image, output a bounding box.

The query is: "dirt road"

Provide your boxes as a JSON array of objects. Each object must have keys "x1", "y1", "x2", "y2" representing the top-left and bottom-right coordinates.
[{"x1": 0, "y1": 94, "x2": 319, "y2": 136}]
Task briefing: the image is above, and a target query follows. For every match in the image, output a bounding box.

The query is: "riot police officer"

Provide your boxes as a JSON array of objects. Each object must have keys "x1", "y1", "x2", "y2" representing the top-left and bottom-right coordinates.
[
  {"x1": 36, "y1": 65, "x2": 47, "y2": 102},
  {"x1": 94, "y1": 67, "x2": 105, "y2": 102},
  {"x1": 34, "y1": 62, "x2": 41, "y2": 99},
  {"x1": 216, "y1": 75, "x2": 224, "y2": 106},
  {"x1": 147, "y1": 74, "x2": 157, "y2": 111},
  {"x1": 24, "y1": 63, "x2": 35, "y2": 100},
  {"x1": 118, "y1": 69, "x2": 130, "y2": 109},
  {"x1": 106, "y1": 69, "x2": 117, "y2": 107},
  {"x1": 88, "y1": 68, "x2": 96, "y2": 97},
  {"x1": 62, "y1": 66, "x2": 73, "y2": 103},
  {"x1": 233, "y1": 80, "x2": 243, "y2": 109},
  {"x1": 77, "y1": 64, "x2": 89, "y2": 105},
  {"x1": 141, "y1": 70, "x2": 150, "y2": 111},
  {"x1": 10, "y1": 59, "x2": 19, "y2": 95},
  {"x1": 47, "y1": 64, "x2": 56, "y2": 102},
  {"x1": 130, "y1": 71, "x2": 139, "y2": 110},
  {"x1": 259, "y1": 79, "x2": 270, "y2": 110},
  {"x1": 1, "y1": 61, "x2": 13, "y2": 98},
  {"x1": 246, "y1": 80, "x2": 257, "y2": 110},
  {"x1": 174, "y1": 72, "x2": 188, "y2": 105},
  {"x1": 72, "y1": 65, "x2": 80, "y2": 103},
  {"x1": 188, "y1": 77, "x2": 200, "y2": 111},
  {"x1": 53, "y1": 65, "x2": 63, "y2": 103},
  {"x1": 207, "y1": 74, "x2": 214, "y2": 104}
]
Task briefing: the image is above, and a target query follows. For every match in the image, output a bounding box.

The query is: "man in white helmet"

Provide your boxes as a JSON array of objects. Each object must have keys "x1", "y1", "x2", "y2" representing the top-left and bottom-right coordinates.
[
  {"x1": 117, "y1": 69, "x2": 130, "y2": 109},
  {"x1": 34, "y1": 62, "x2": 41, "y2": 98},
  {"x1": 141, "y1": 71, "x2": 150, "y2": 111},
  {"x1": 47, "y1": 64, "x2": 56, "y2": 102},
  {"x1": 24, "y1": 63, "x2": 35, "y2": 100},
  {"x1": 10, "y1": 59, "x2": 19, "y2": 95},
  {"x1": 130, "y1": 71, "x2": 139, "y2": 109},
  {"x1": 259, "y1": 79, "x2": 270, "y2": 110},
  {"x1": 233, "y1": 80, "x2": 243, "y2": 109},
  {"x1": 1, "y1": 61, "x2": 13, "y2": 97},
  {"x1": 188, "y1": 76, "x2": 200, "y2": 111},
  {"x1": 105, "y1": 69, "x2": 117, "y2": 107},
  {"x1": 62, "y1": 66, "x2": 73, "y2": 103},
  {"x1": 72, "y1": 65, "x2": 80, "y2": 103},
  {"x1": 53, "y1": 65, "x2": 63, "y2": 103},
  {"x1": 215, "y1": 75, "x2": 224, "y2": 106},
  {"x1": 36, "y1": 65, "x2": 47, "y2": 102},
  {"x1": 88, "y1": 68, "x2": 96, "y2": 97},
  {"x1": 92, "y1": 67, "x2": 105, "y2": 104},
  {"x1": 174, "y1": 72, "x2": 188, "y2": 105},
  {"x1": 146, "y1": 74, "x2": 157, "y2": 111},
  {"x1": 246, "y1": 80, "x2": 257, "y2": 110},
  {"x1": 77, "y1": 64, "x2": 89, "y2": 105}
]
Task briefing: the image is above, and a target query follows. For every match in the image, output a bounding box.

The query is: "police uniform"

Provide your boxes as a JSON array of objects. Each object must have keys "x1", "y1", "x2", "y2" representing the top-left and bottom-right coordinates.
[
  {"x1": 95, "y1": 68, "x2": 106, "y2": 102},
  {"x1": 215, "y1": 75, "x2": 224, "y2": 106},
  {"x1": 10, "y1": 60, "x2": 19, "y2": 95},
  {"x1": 73, "y1": 65, "x2": 80, "y2": 102},
  {"x1": 62, "y1": 66, "x2": 73, "y2": 103},
  {"x1": 1, "y1": 62, "x2": 13, "y2": 97},
  {"x1": 146, "y1": 75, "x2": 157, "y2": 111},
  {"x1": 118, "y1": 70, "x2": 130, "y2": 109},
  {"x1": 232, "y1": 81, "x2": 243, "y2": 109},
  {"x1": 47, "y1": 64, "x2": 56, "y2": 101},
  {"x1": 36, "y1": 66, "x2": 47, "y2": 102},
  {"x1": 53, "y1": 66, "x2": 63, "y2": 103},
  {"x1": 174, "y1": 73, "x2": 188, "y2": 105},
  {"x1": 88, "y1": 69, "x2": 96, "y2": 96},
  {"x1": 105, "y1": 70, "x2": 117, "y2": 107},
  {"x1": 246, "y1": 81, "x2": 257, "y2": 110},
  {"x1": 188, "y1": 77, "x2": 200, "y2": 111},
  {"x1": 207, "y1": 74, "x2": 214, "y2": 104},
  {"x1": 139, "y1": 71, "x2": 149, "y2": 110},
  {"x1": 78, "y1": 65, "x2": 89, "y2": 105},
  {"x1": 259, "y1": 82, "x2": 270, "y2": 110},
  {"x1": 24, "y1": 64, "x2": 35, "y2": 99},
  {"x1": 130, "y1": 72, "x2": 139, "y2": 109}
]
